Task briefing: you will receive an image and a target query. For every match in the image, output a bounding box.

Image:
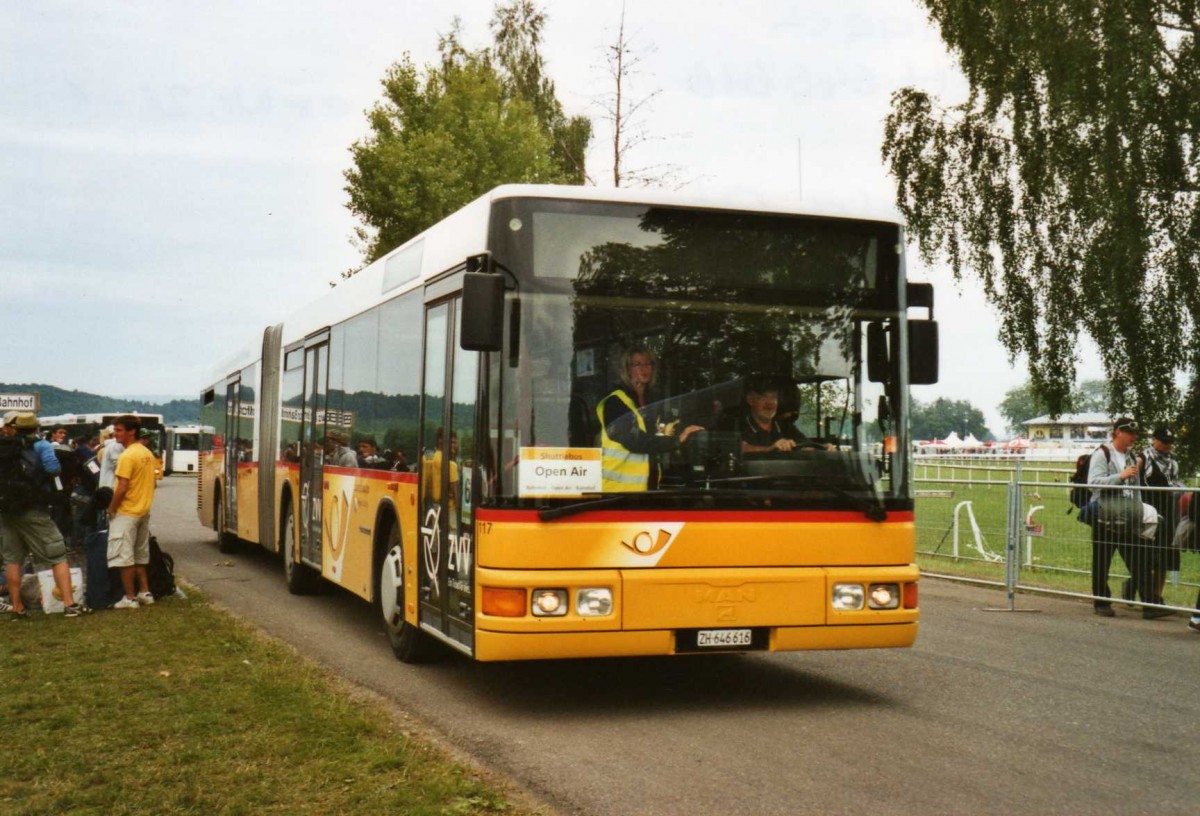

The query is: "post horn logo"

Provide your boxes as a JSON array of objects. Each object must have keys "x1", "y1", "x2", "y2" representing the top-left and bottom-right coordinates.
[{"x1": 622, "y1": 528, "x2": 674, "y2": 556}]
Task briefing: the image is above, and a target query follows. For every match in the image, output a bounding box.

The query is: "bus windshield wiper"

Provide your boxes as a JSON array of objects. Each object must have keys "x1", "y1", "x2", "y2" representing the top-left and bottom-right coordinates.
[
  {"x1": 538, "y1": 484, "x2": 888, "y2": 521},
  {"x1": 538, "y1": 492, "x2": 667, "y2": 520}
]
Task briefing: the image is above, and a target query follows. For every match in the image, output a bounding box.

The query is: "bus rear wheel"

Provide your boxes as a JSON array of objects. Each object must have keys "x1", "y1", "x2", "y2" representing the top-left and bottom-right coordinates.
[
  {"x1": 282, "y1": 502, "x2": 319, "y2": 595},
  {"x1": 377, "y1": 522, "x2": 438, "y2": 663}
]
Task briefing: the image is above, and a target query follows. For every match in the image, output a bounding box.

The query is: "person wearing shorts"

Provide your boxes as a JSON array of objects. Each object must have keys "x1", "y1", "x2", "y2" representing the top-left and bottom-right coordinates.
[
  {"x1": 106, "y1": 416, "x2": 157, "y2": 609},
  {"x1": 0, "y1": 412, "x2": 90, "y2": 618}
]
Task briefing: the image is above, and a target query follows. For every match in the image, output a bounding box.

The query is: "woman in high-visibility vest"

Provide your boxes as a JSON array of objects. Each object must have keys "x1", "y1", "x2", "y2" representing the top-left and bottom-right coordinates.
[{"x1": 596, "y1": 346, "x2": 704, "y2": 491}]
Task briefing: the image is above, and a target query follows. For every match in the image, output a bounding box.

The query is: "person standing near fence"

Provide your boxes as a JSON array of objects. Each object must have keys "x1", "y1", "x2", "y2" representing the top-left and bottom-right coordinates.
[
  {"x1": 1087, "y1": 417, "x2": 1163, "y2": 617},
  {"x1": 1141, "y1": 426, "x2": 1182, "y2": 609}
]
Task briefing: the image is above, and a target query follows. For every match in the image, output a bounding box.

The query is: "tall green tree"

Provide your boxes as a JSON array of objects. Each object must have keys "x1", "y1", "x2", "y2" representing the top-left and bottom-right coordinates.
[
  {"x1": 491, "y1": 0, "x2": 591, "y2": 184},
  {"x1": 882, "y1": 2, "x2": 1198, "y2": 447},
  {"x1": 911, "y1": 397, "x2": 991, "y2": 441},
  {"x1": 345, "y1": 2, "x2": 590, "y2": 263}
]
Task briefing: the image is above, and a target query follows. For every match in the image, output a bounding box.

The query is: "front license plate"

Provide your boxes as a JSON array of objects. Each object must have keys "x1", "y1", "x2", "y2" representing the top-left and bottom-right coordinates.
[{"x1": 696, "y1": 628, "x2": 753, "y2": 648}]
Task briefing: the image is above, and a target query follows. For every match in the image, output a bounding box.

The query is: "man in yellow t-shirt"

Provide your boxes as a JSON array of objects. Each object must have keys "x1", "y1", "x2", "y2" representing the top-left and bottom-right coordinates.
[{"x1": 106, "y1": 415, "x2": 158, "y2": 609}]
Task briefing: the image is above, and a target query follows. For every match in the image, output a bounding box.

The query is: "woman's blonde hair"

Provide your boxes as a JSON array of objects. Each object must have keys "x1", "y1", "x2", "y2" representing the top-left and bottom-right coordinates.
[{"x1": 619, "y1": 345, "x2": 657, "y2": 388}]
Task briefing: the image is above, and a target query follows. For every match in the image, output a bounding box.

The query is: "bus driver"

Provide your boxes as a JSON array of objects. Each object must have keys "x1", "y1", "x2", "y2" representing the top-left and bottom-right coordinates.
[{"x1": 739, "y1": 378, "x2": 825, "y2": 454}]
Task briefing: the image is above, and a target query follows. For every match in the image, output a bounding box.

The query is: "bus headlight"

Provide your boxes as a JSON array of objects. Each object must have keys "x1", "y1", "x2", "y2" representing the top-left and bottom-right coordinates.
[
  {"x1": 868, "y1": 583, "x2": 900, "y2": 609},
  {"x1": 831, "y1": 583, "x2": 865, "y2": 610},
  {"x1": 576, "y1": 588, "x2": 613, "y2": 617},
  {"x1": 531, "y1": 589, "x2": 568, "y2": 616}
]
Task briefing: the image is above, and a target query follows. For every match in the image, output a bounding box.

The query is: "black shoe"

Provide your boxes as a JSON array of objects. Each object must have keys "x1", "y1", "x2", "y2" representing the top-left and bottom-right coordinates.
[
  {"x1": 1120, "y1": 579, "x2": 1135, "y2": 602},
  {"x1": 1188, "y1": 619, "x2": 1200, "y2": 633},
  {"x1": 1142, "y1": 606, "x2": 1174, "y2": 620},
  {"x1": 1094, "y1": 604, "x2": 1115, "y2": 617}
]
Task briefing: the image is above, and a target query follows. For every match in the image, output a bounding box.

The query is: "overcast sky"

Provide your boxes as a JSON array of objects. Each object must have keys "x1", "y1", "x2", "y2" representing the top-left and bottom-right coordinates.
[{"x1": 0, "y1": 0, "x2": 1101, "y2": 434}]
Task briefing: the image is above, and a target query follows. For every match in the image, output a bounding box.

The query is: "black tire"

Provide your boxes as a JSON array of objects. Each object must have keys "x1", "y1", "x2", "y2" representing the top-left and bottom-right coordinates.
[
  {"x1": 282, "y1": 501, "x2": 319, "y2": 595},
  {"x1": 215, "y1": 492, "x2": 239, "y2": 554},
  {"x1": 376, "y1": 519, "x2": 439, "y2": 663}
]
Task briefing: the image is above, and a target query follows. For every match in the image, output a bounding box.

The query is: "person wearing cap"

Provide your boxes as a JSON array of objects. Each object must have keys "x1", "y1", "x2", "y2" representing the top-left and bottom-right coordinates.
[
  {"x1": 1, "y1": 410, "x2": 19, "y2": 431},
  {"x1": 0, "y1": 413, "x2": 91, "y2": 618},
  {"x1": 1141, "y1": 425, "x2": 1183, "y2": 610},
  {"x1": 322, "y1": 430, "x2": 358, "y2": 468},
  {"x1": 1087, "y1": 417, "x2": 1165, "y2": 618},
  {"x1": 106, "y1": 414, "x2": 157, "y2": 609},
  {"x1": 739, "y1": 376, "x2": 829, "y2": 454}
]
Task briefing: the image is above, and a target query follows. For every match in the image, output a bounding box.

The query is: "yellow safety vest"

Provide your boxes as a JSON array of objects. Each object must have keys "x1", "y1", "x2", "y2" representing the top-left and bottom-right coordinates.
[{"x1": 597, "y1": 389, "x2": 651, "y2": 492}]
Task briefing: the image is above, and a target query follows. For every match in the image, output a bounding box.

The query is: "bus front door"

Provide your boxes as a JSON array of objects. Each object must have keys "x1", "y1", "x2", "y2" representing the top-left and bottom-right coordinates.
[
  {"x1": 419, "y1": 298, "x2": 478, "y2": 654},
  {"x1": 223, "y1": 378, "x2": 239, "y2": 535},
  {"x1": 299, "y1": 339, "x2": 328, "y2": 572}
]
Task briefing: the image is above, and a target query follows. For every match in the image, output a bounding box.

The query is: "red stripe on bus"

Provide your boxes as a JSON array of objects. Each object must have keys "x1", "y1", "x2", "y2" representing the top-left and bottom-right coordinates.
[
  {"x1": 321, "y1": 466, "x2": 418, "y2": 483},
  {"x1": 475, "y1": 508, "x2": 914, "y2": 524}
]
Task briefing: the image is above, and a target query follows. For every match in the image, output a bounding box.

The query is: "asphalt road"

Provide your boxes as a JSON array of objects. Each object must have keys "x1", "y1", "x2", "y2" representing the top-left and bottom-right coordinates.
[{"x1": 152, "y1": 476, "x2": 1200, "y2": 815}]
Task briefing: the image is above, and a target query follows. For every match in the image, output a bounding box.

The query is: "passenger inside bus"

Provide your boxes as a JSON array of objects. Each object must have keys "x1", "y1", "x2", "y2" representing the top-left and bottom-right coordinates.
[
  {"x1": 356, "y1": 438, "x2": 388, "y2": 469},
  {"x1": 596, "y1": 345, "x2": 704, "y2": 491}
]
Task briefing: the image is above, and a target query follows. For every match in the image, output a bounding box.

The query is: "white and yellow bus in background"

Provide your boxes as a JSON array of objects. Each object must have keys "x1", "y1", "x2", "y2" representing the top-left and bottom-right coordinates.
[
  {"x1": 197, "y1": 185, "x2": 937, "y2": 663},
  {"x1": 165, "y1": 425, "x2": 208, "y2": 475},
  {"x1": 40, "y1": 411, "x2": 167, "y2": 479}
]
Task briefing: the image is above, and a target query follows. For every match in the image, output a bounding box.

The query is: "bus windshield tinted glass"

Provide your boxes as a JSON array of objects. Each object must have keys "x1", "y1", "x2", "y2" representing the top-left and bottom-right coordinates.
[
  {"x1": 532, "y1": 208, "x2": 885, "y2": 299},
  {"x1": 488, "y1": 201, "x2": 906, "y2": 508}
]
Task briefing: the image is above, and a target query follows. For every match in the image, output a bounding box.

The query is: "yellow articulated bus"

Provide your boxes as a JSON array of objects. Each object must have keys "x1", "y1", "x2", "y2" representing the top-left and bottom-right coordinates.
[
  {"x1": 40, "y1": 412, "x2": 167, "y2": 479},
  {"x1": 197, "y1": 185, "x2": 938, "y2": 663}
]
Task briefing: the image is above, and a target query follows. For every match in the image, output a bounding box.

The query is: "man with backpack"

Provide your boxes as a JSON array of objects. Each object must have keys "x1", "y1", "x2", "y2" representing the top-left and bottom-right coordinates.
[
  {"x1": 1086, "y1": 417, "x2": 1169, "y2": 618},
  {"x1": 0, "y1": 413, "x2": 91, "y2": 618}
]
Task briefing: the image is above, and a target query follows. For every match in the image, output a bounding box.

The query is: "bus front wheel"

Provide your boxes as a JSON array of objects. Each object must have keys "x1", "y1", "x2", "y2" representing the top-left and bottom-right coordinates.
[{"x1": 377, "y1": 522, "x2": 438, "y2": 664}]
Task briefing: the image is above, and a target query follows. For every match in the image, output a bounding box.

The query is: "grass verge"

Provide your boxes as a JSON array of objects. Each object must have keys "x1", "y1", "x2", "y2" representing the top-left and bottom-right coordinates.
[{"x1": 0, "y1": 588, "x2": 531, "y2": 816}]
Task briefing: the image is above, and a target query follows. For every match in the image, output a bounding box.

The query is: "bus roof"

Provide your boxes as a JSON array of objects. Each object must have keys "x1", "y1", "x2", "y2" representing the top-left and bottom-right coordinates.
[{"x1": 205, "y1": 185, "x2": 904, "y2": 386}]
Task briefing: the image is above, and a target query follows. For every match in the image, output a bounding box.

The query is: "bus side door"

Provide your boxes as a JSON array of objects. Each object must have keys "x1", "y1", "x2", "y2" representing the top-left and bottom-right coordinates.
[
  {"x1": 223, "y1": 378, "x2": 240, "y2": 534},
  {"x1": 419, "y1": 297, "x2": 478, "y2": 653},
  {"x1": 299, "y1": 336, "x2": 329, "y2": 571}
]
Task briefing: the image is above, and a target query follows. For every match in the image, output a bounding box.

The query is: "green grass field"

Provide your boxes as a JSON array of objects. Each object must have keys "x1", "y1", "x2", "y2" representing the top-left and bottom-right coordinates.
[
  {"x1": 0, "y1": 590, "x2": 530, "y2": 816},
  {"x1": 914, "y1": 461, "x2": 1200, "y2": 608}
]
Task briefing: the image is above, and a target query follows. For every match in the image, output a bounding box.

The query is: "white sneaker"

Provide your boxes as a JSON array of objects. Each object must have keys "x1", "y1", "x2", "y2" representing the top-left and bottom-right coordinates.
[
  {"x1": 136, "y1": 592, "x2": 155, "y2": 606},
  {"x1": 112, "y1": 596, "x2": 140, "y2": 610}
]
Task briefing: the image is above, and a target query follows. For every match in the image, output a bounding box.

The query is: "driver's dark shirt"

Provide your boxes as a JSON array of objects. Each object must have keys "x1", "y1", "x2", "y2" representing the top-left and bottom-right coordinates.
[{"x1": 741, "y1": 415, "x2": 805, "y2": 449}]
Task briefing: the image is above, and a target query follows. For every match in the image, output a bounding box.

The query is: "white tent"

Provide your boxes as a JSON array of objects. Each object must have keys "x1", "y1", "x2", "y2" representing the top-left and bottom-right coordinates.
[
  {"x1": 942, "y1": 431, "x2": 964, "y2": 448},
  {"x1": 962, "y1": 432, "x2": 983, "y2": 449}
]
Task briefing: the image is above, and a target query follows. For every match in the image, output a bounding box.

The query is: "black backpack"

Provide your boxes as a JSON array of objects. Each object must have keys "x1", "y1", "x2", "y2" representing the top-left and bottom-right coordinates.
[
  {"x1": 147, "y1": 536, "x2": 177, "y2": 599},
  {"x1": 1069, "y1": 445, "x2": 1110, "y2": 509},
  {"x1": 0, "y1": 435, "x2": 48, "y2": 514}
]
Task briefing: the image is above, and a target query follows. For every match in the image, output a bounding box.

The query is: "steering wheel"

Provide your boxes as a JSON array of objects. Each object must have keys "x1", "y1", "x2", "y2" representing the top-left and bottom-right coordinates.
[{"x1": 794, "y1": 440, "x2": 829, "y2": 451}]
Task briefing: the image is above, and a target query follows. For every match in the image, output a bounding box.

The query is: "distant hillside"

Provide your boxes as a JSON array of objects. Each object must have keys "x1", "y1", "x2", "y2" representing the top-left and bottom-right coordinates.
[{"x1": 0, "y1": 383, "x2": 199, "y2": 425}]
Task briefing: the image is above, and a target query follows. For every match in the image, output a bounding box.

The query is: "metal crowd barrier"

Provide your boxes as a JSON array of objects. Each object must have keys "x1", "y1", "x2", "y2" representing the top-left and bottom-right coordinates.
[{"x1": 915, "y1": 462, "x2": 1200, "y2": 618}]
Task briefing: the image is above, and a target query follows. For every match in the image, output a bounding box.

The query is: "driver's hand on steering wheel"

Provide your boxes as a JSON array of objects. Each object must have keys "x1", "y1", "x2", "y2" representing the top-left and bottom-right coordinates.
[{"x1": 771, "y1": 438, "x2": 797, "y2": 452}]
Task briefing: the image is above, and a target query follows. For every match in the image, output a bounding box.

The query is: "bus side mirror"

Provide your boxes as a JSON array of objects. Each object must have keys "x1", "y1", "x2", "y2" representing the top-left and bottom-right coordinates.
[
  {"x1": 866, "y1": 322, "x2": 888, "y2": 383},
  {"x1": 461, "y1": 271, "x2": 505, "y2": 351},
  {"x1": 908, "y1": 320, "x2": 939, "y2": 384}
]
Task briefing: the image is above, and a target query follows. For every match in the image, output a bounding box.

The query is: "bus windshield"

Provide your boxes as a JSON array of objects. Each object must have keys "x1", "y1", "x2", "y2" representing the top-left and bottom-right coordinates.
[{"x1": 485, "y1": 199, "x2": 910, "y2": 511}]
